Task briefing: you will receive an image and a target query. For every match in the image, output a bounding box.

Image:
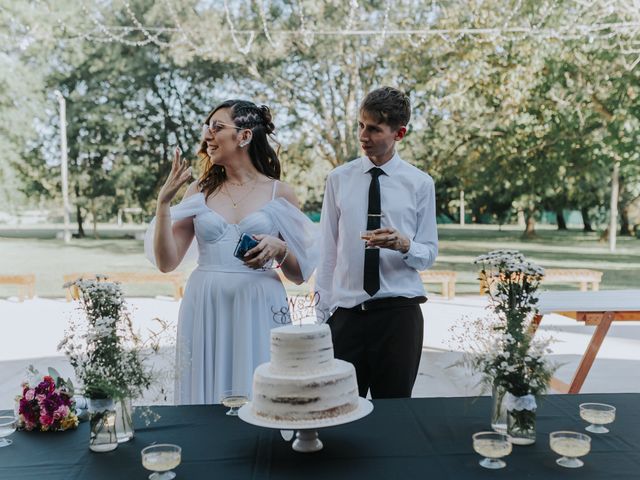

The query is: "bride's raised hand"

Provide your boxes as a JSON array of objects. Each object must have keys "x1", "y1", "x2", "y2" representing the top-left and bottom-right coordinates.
[{"x1": 158, "y1": 146, "x2": 193, "y2": 205}]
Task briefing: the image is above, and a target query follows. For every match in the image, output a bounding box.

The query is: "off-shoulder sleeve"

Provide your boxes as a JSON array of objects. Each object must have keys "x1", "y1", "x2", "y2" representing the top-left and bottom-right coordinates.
[
  {"x1": 262, "y1": 197, "x2": 319, "y2": 281},
  {"x1": 143, "y1": 193, "x2": 210, "y2": 268}
]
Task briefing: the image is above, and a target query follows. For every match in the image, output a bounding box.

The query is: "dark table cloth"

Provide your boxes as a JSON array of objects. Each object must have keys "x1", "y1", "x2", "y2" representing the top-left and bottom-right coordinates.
[{"x1": 1, "y1": 393, "x2": 638, "y2": 479}]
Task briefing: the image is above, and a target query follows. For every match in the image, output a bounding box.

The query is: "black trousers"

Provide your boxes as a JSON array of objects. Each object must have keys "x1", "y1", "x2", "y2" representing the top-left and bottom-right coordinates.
[{"x1": 327, "y1": 304, "x2": 424, "y2": 399}]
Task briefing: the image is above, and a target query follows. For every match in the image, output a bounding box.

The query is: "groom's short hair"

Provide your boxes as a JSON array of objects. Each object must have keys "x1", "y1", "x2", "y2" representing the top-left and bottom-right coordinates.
[{"x1": 360, "y1": 87, "x2": 411, "y2": 129}]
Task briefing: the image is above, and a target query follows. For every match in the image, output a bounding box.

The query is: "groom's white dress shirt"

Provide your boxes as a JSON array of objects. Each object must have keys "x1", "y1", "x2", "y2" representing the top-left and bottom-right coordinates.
[{"x1": 316, "y1": 152, "x2": 438, "y2": 317}]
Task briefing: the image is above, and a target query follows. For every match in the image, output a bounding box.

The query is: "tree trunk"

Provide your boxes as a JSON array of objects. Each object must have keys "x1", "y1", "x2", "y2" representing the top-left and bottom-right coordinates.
[
  {"x1": 580, "y1": 206, "x2": 593, "y2": 232},
  {"x1": 74, "y1": 183, "x2": 85, "y2": 238},
  {"x1": 471, "y1": 205, "x2": 483, "y2": 224},
  {"x1": 609, "y1": 161, "x2": 619, "y2": 252},
  {"x1": 91, "y1": 200, "x2": 99, "y2": 239},
  {"x1": 620, "y1": 203, "x2": 631, "y2": 236},
  {"x1": 523, "y1": 209, "x2": 537, "y2": 238},
  {"x1": 555, "y1": 209, "x2": 567, "y2": 230}
]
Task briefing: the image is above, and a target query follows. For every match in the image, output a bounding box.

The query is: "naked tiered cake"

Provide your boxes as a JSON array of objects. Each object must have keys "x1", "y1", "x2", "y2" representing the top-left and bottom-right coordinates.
[{"x1": 252, "y1": 324, "x2": 360, "y2": 422}]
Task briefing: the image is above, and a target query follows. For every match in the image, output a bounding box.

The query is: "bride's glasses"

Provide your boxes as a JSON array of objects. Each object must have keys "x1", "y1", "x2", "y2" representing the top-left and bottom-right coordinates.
[{"x1": 202, "y1": 121, "x2": 242, "y2": 136}]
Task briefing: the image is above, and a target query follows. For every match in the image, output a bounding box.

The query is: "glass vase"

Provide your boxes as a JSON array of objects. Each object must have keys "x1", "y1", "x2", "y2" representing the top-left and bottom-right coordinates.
[
  {"x1": 490, "y1": 385, "x2": 507, "y2": 434},
  {"x1": 115, "y1": 397, "x2": 134, "y2": 443},
  {"x1": 506, "y1": 394, "x2": 536, "y2": 445},
  {"x1": 88, "y1": 398, "x2": 118, "y2": 453}
]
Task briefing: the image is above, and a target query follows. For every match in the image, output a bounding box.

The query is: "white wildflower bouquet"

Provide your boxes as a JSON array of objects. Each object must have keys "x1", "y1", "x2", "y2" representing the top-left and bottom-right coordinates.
[
  {"x1": 471, "y1": 250, "x2": 556, "y2": 398},
  {"x1": 59, "y1": 275, "x2": 155, "y2": 401}
]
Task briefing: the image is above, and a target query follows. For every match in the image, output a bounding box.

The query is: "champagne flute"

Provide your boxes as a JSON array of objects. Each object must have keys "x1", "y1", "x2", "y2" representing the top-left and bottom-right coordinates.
[
  {"x1": 550, "y1": 431, "x2": 591, "y2": 468},
  {"x1": 220, "y1": 389, "x2": 249, "y2": 416},
  {"x1": 0, "y1": 416, "x2": 17, "y2": 448},
  {"x1": 472, "y1": 431, "x2": 512, "y2": 469},
  {"x1": 141, "y1": 444, "x2": 181, "y2": 480},
  {"x1": 579, "y1": 403, "x2": 615, "y2": 434}
]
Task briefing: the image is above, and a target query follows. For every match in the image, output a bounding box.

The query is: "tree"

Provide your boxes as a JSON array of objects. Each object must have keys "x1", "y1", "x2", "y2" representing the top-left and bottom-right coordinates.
[{"x1": 16, "y1": 0, "x2": 233, "y2": 234}]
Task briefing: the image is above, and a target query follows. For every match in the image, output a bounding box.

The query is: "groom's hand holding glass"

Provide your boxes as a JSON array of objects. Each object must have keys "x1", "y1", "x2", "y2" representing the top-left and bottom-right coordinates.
[{"x1": 365, "y1": 227, "x2": 410, "y2": 253}]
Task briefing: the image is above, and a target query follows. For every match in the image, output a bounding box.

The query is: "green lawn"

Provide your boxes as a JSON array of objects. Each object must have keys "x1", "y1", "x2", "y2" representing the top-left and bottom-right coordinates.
[
  {"x1": 434, "y1": 225, "x2": 640, "y2": 293},
  {"x1": 1, "y1": 224, "x2": 639, "y2": 298}
]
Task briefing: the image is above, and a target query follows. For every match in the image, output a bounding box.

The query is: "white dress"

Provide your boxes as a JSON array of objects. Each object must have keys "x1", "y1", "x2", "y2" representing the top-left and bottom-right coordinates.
[{"x1": 144, "y1": 186, "x2": 317, "y2": 405}]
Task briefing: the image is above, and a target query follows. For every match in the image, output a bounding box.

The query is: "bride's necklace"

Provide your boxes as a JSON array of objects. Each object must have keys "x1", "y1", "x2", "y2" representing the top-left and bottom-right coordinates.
[
  {"x1": 226, "y1": 177, "x2": 255, "y2": 187},
  {"x1": 222, "y1": 179, "x2": 258, "y2": 208}
]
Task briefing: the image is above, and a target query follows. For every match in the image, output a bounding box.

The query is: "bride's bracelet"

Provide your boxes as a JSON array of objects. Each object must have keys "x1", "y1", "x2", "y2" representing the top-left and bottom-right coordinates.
[{"x1": 275, "y1": 244, "x2": 289, "y2": 269}]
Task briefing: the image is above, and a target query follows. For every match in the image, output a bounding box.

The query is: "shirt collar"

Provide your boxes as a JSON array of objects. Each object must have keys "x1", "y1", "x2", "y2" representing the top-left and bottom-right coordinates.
[{"x1": 361, "y1": 152, "x2": 401, "y2": 176}]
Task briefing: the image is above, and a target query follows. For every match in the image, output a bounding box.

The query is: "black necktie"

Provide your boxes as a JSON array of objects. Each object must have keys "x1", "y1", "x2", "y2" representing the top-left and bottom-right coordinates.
[{"x1": 364, "y1": 168, "x2": 384, "y2": 296}]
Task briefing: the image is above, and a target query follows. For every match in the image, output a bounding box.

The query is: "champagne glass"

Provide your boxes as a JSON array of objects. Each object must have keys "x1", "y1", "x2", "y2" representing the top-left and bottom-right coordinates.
[
  {"x1": 220, "y1": 389, "x2": 249, "y2": 416},
  {"x1": 472, "y1": 431, "x2": 512, "y2": 469},
  {"x1": 360, "y1": 230, "x2": 378, "y2": 249},
  {"x1": 579, "y1": 403, "x2": 616, "y2": 433},
  {"x1": 550, "y1": 431, "x2": 591, "y2": 468},
  {"x1": 361, "y1": 213, "x2": 385, "y2": 249},
  {"x1": 0, "y1": 416, "x2": 17, "y2": 447},
  {"x1": 141, "y1": 444, "x2": 181, "y2": 480}
]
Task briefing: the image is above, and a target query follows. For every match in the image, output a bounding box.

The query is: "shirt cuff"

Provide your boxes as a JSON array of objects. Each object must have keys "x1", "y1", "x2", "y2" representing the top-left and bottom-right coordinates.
[
  {"x1": 401, "y1": 240, "x2": 415, "y2": 262},
  {"x1": 401, "y1": 240, "x2": 428, "y2": 270}
]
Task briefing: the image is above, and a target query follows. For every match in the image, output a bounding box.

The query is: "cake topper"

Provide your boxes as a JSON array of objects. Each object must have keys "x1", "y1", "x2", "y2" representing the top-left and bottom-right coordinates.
[{"x1": 271, "y1": 292, "x2": 327, "y2": 325}]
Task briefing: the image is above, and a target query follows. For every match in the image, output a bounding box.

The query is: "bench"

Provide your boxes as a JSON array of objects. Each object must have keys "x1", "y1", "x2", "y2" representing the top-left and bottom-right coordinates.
[
  {"x1": 479, "y1": 268, "x2": 603, "y2": 294},
  {"x1": 541, "y1": 269, "x2": 602, "y2": 291},
  {"x1": 63, "y1": 272, "x2": 185, "y2": 301},
  {"x1": 0, "y1": 274, "x2": 36, "y2": 301},
  {"x1": 420, "y1": 270, "x2": 457, "y2": 299}
]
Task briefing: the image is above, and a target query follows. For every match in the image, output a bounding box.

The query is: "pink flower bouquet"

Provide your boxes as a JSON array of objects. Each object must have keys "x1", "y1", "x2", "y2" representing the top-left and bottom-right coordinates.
[{"x1": 17, "y1": 375, "x2": 79, "y2": 432}]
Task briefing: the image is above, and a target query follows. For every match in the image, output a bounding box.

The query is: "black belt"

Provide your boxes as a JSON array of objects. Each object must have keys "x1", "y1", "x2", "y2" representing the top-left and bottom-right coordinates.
[{"x1": 349, "y1": 296, "x2": 427, "y2": 312}]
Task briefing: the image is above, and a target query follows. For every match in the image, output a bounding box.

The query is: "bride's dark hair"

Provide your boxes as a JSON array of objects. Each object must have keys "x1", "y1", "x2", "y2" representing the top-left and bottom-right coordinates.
[{"x1": 197, "y1": 100, "x2": 281, "y2": 199}]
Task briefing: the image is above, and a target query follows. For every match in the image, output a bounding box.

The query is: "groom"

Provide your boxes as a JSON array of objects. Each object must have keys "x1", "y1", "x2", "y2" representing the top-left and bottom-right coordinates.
[{"x1": 316, "y1": 86, "x2": 438, "y2": 399}]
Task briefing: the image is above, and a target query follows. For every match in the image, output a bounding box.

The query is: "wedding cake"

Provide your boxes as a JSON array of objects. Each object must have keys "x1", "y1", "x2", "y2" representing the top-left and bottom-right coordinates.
[{"x1": 252, "y1": 324, "x2": 360, "y2": 422}]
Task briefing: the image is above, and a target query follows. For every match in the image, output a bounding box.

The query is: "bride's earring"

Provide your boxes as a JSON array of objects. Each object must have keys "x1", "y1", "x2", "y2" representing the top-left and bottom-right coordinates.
[{"x1": 239, "y1": 141, "x2": 249, "y2": 148}]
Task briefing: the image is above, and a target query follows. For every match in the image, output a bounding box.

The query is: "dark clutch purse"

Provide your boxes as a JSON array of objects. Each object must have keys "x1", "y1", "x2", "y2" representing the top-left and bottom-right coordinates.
[{"x1": 233, "y1": 233, "x2": 259, "y2": 260}]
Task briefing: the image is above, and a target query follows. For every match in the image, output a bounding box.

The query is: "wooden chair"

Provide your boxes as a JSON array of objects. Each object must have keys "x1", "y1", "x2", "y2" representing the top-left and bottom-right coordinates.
[
  {"x1": 63, "y1": 272, "x2": 185, "y2": 301},
  {"x1": 420, "y1": 270, "x2": 457, "y2": 299},
  {"x1": 0, "y1": 274, "x2": 36, "y2": 301}
]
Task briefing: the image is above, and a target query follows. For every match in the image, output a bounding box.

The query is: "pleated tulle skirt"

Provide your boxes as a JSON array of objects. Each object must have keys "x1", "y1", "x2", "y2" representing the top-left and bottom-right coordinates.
[{"x1": 175, "y1": 267, "x2": 287, "y2": 405}]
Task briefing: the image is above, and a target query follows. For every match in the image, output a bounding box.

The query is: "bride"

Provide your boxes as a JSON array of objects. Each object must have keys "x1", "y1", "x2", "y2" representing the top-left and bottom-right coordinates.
[{"x1": 145, "y1": 99, "x2": 317, "y2": 405}]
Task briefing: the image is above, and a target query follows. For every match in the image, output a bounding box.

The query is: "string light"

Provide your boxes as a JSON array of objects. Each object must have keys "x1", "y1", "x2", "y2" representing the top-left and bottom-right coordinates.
[
  {"x1": 257, "y1": 0, "x2": 282, "y2": 49},
  {"x1": 376, "y1": 0, "x2": 392, "y2": 48},
  {"x1": 45, "y1": 1, "x2": 640, "y2": 70},
  {"x1": 223, "y1": 0, "x2": 256, "y2": 55}
]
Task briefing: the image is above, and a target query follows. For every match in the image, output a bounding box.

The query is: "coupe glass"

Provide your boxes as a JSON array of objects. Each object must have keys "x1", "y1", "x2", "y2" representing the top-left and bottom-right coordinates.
[
  {"x1": 220, "y1": 390, "x2": 249, "y2": 416},
  {"x1": 472, "y1": 431, "x2": 512, "y2": 469},
  {"x1": 0, "y1": 416, "x2": 17, "y2": 448},
  {"x1": 550, "y1": 431, "x2": 591, "y2": 468},
  {"x1": 579, "y1": 403, "x2": 615, "y2": 433},
  {"x1": 141, "y1": 444, "x2": 181, "y2": 480}
]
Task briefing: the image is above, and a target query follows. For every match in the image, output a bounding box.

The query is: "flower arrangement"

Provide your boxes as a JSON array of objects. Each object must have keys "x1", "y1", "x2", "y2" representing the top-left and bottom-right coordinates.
[
  {"x1": 472, "y1": 250, "x2": 555, "y2": 395},
  {"x1": 464, "y1": 250, "x2": 557, "y2": 443},
  {"x1": 59, "y1": 275, "x2": 156, "y2": 401},
  {"x1": 16, "y1": 371, "x2": 79, "y2": 432}
]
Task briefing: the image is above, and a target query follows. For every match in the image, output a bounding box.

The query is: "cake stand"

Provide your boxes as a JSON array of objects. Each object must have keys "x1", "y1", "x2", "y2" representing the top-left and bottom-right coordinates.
[{"x1": 238, "y1": 397, "x2": 373, "y2": 453}]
